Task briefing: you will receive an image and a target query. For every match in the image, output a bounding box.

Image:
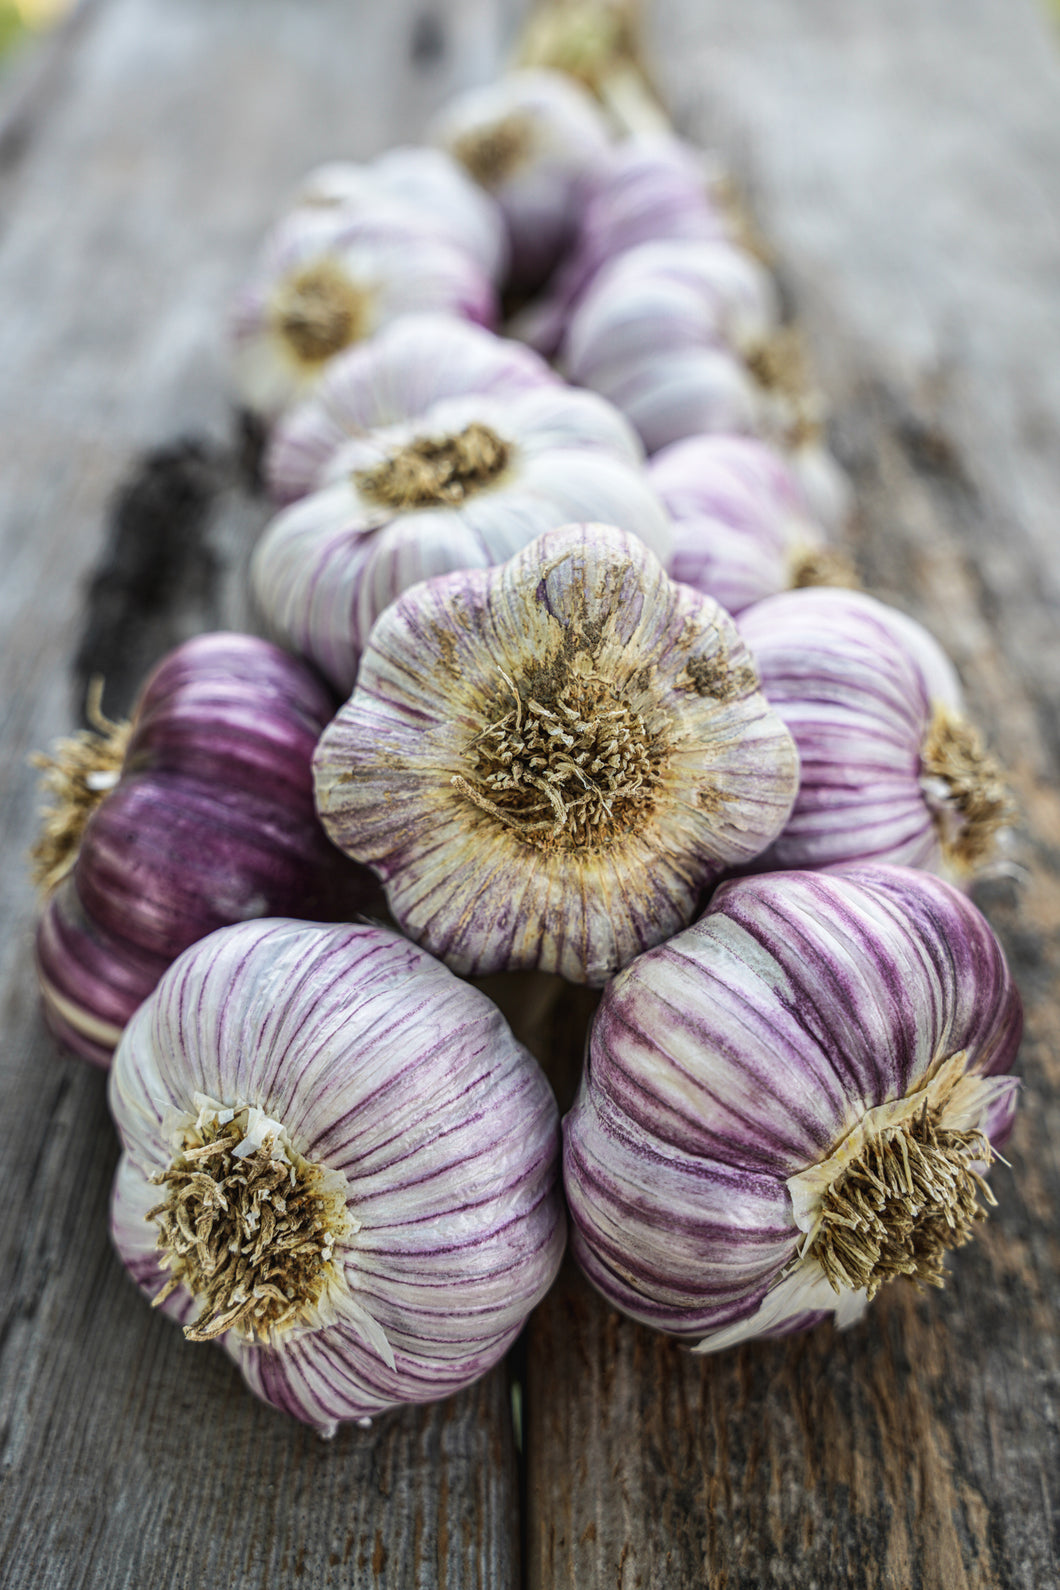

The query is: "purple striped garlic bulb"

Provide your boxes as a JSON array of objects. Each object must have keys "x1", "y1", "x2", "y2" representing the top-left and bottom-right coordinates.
[
  {"x1": 512, "y1": 135, "x2": 732, "y2": 358},
  {"x1": 313, "y1": 523, "x2": 799, "y2": 985},
  {"x1": 650, "y1": 434, "x2": 854, "y2": 614},
  {"x1": 230, "y1": 208, "x2": 496, "y2": 421},
  {"x1": 428, "y1": 68, "x2": 611, "y2": 291},
  {"x1": 290, "y1": 146, "x2": 509, "y2": 284},
  {"x1": 559, "y1": 238, "x2": 774, "y2": 454},
  {"x1": 737, "y1": 589, "x2": 1013, "y2": 878},
  {"x1": 33, "y1": 633, "x2": 374, "y2": 1067},
  {"x1": 109, "y1": 918, "x2": 565, "y2": 1433},
  {"x1": 252, "y1": 356, "x2": 671, "y2": 695},
  {"x1": 564, "y1": 866, "x2": 1022, "y2": 1348}
]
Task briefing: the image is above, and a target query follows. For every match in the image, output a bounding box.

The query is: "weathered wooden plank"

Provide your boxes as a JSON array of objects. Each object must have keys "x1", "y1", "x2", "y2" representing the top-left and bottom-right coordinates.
[
  {"x1": 525, "y1": 2, "x2": 1060, "y2": 1586},
  {"x1": 0, "y1": 3, "x2": 527, "y2": 1586}
]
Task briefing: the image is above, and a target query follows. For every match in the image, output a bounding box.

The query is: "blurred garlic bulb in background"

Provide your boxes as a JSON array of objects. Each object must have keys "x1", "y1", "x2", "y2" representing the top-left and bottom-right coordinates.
[
  {"x1": 230, "y1": 208, "x2": 496, "y2": 421},
  {"x1": 314, "y1": 523, "x2": 798, "y2": 984},
  {"x1": 429, "y1": 68, "x2": 611, "y2": 291},
  {"x1": 109, "y1": 918, "x2": 565, "y2": 1432},
  {"x1": 289, "y1": 145, "x2": 509, "y2": 285},
  {"x1": 650, "y1": 434, "x2": 855, "y2": 614},
  {"x1": 564, "y1": 866, "x2": 1021, "y2": 1347},
  {"x1": 738, "y1": 588, "x2": 1013, "y2": 878},
  {"x1": 253, "y1": 370, "x2": 671, "y2": 693}
]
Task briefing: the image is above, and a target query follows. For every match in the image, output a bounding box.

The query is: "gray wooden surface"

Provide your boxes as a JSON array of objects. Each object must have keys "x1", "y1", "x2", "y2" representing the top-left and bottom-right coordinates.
[{"x1": 1, "y1": 1, "x2": 1059, "y2": 1586}]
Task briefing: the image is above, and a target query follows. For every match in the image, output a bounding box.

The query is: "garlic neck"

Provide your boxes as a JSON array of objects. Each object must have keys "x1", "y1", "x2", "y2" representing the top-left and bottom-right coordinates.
[
  {"x1": 149, "y1": 1098, "x2": 352, "y2": 1344},
  {"x1": 452, "y1": 657, "x2": 665, "y2": 851},
  {"x1": 787, "y1": 544, "x2": 857, "y2": 593},
  {"x1": 273, "y1": 260, "x2": 370, "y2": 365},
  {"x1": 788, "y1": 1054, "x2": 1000, "y2": 1300},
  {"x1": 919, "y1": 701, "x2": 1012, "y2": 870},
  {"x1": 356, "y1": 421, "x2": 511, "y2": 510},
  {"x1": 452, "y1": 114, "x2": 534, "y2": 187},
  {"x1": 31, "y1": 684, "x2": 130, "y2": 893}
]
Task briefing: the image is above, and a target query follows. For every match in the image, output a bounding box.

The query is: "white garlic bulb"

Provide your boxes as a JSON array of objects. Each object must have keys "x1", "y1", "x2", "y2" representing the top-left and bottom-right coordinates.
[
  {"x1": 313, "y1": 522, "x2": 799, "y2": 986},
  {"x1": 109, "y1": 917, "x2": 565, "y2": 1433},
  {"x1": 252, "y1": 363, "x2": 672, "y2": 693},
  {"x1": 429, "y1": 68, "x2": 611, "y2": 291},
  {"x1": 230, "y1": 208, "x2": 496, "y2": 421},
  {"x1": 289, "y1": 145, "x2": 509, "y2": 284}
]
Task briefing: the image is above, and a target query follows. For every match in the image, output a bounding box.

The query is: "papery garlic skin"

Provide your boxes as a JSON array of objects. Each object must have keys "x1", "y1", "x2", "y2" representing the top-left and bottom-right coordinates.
[
  {"x1": 737, "y1": 589, "x2": 1011, "y2": 878},
  {"x1": 563, "y1": 866, "x2": 1021, "y2": 1346},
  {"x1": 650, "y1": 434, "x2": 849, "y2": 615},
  {"x1": 513, "y1": 135, "x2": 731, "y2": 357},
  {"x1": 231, "y1": 209, "x2": 496, "y2": 421},
  {"x1": 266, "y1": 314, "x2": 558, "y2": 506},
  {"x1": 253, "y1": 383, "x2": 672, "y2": 694},
  {"x1": 291, "y1": 146, "x2": 509, "y2": 284},
  {"x1": 313, "y1": 523, "x2": 799, "y2": 986},
  {"x1": 429, "y1": 68, "x2": 611, "y2": 291},
  {"x1": 34, "y1": 634, "x2": 374, "y2": 1067},
  {"x1": 109, "y1": 918, "x2": 565, "y2": 1432}
]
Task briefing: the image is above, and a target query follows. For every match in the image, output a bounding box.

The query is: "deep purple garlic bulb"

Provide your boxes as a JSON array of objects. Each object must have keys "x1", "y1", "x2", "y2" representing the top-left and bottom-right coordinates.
[
  {"x1": 34, "y1": 633, "x2": 374, "y2": 1067},
  {"x1": 109, "y1": 918, "x2": 565, "y2": 1433},
  {"x1": 265, "y1": 314, "x2": 558, "y2": 507},
  {"x1": 564, "y1": 866, "x2": 1022, "y2": 1348},
  {"x1": 252, "y1": 344, "x2": 671, "y2": 695},
  {"x1": 230, "y1": 207, "x2": 496, "y2": 421},
  {"x1": 290, "y1": 146, "x2": 509, "y2": 284},
  {"x1": 313, "y1": 522, "x2": 799, "y2": 985},
  {"x1": 428, "y1": 68, "x2": 611, "y2": 292},
  {"x1": 650, "y1": 434, "x2": 853, "y2": 614},
  {"x1": 737, "y1": 589, "x2": 1013, "y2": 878}
]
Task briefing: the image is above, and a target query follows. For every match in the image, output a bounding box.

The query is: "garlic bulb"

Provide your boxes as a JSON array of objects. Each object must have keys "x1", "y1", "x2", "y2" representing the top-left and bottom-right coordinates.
[
  {"x1": 650, "y1": 434, "x2": 854, "y2": 614},
  {"x1": 290, "y1": 146, "x2": 509, "y2": 284},
  {"x1": 512, "y1": 134, "x2": 731, "y2": 357},
  {"x1": 230, "y1": 208, "x2": 496, "y2": 421},
  {"x1": 314, "y1": 523, "x2": 799, "y2": 985},
  {"x1": 253, "y1": 375, "x2": 672, "y2": 694},
  {"x1": 34, "y1": 634, "x2": 373, "y2": 1067},
  {"x1": 737, "y1": 588, "x2": 1013, "y2": 877},
  {"x1": 109, "y1": 917, "x2": 565, "y2": 1432},
  {"x1": 428, "y1": 68, "x2": 611, "y2": 291},
  {"x1": 564, "y1": 866, "x2": 1022, "y2": 1346},
  {"x1": 266, "y1": 314, "x2": 558, "y2": 507},
  {"x1": 560, "y1": 239, "x2": 774, "y2": 454}
]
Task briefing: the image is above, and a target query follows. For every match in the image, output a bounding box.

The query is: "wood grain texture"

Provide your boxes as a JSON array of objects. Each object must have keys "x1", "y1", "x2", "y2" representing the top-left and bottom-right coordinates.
[
  {"x1": 0, "y1": 3, "x2": 527, "y2": 1586},
  {"x1": 525, "y1": 2, "x2": 1060, "y2": 1586}
]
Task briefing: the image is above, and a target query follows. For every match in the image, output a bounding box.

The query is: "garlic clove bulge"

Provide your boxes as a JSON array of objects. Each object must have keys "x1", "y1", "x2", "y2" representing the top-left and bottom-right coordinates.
[
  {"x1": 313, "y1": 522, "x2": 799, "y2": 985},
  {"x1": 737, "y1": 588, "x2": 1013, "y2": 878},
  {"x1": 563, "y1": 865, "x2": 1021, "y2": 1345},
  {"x1": 109, "y1": 917, "x2": 565, "y2": 1429},
  {"x1": 252, "y1": 386, "x2": 672, "y2": 695}
]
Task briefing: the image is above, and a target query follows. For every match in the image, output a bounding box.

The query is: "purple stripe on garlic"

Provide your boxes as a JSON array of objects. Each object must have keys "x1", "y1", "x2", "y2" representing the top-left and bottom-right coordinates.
[
  {"x1": 737, "y1": 588, "x2": 1013, "y2": 878},
  {"x1": 563, "y1": 866, "x2": 1021, "y2": 1347},
  {"x1": 253, "y1": 381, "x2": 671, "y2": 695},
  {"x1": 230, "y1": 209, "x2": 497, "y2": 422},
  {"x1": 313, "y1": 522, "x2": 799, "y2": 985},
  {"x1": 650, "y1": 434, "x2": 854, "y2": 614},
  {"x1": 109, "y1": 918, "x2": 565, "y2": 1432}
]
